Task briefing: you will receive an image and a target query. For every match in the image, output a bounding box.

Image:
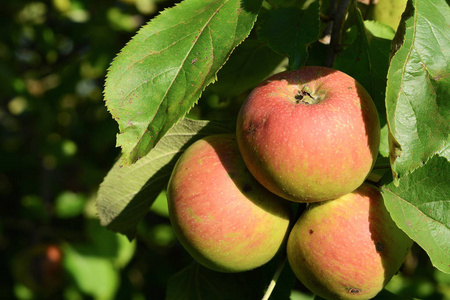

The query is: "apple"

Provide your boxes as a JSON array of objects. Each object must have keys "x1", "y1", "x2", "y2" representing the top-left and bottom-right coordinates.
[
  {"x1": 286, "y1": 183, "x2": 413, "y2": 300},
  {"x1": 236, "y1": 66, "x2": 380, "y2": 203},
  {"x1": 167, "y1": 134, "x2": 292, "y2": 273}
]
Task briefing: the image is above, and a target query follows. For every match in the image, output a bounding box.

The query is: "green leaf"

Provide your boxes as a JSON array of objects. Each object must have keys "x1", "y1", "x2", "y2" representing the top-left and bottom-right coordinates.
[
  {"x1": 257, "y1": 1, "x2": 320, "y2": 70},
  {"x1": 334, "y1": 1, "x2": 392, "y2": 156},
  {"x1": 207, "y1": 38, "x2": 286, "y2": 97},
  {"x1": 85, "y1": 219, "x2": 137, "y2": 269},
  {"x1": 63, "y1": 244, "x2": 120, "y2": 300},
  {"x1": 364, "y1": 20, "x2": 396, "y2": 40},
  {"x1": 150, "y1": 189, "x2": 170, "y2": 217},
  {"x1": 96, "y1": 118, "x2": 232, "y2": 239},
  {"x1": 381, "y1": 155, "x2": 450, "y2": 273},
  {"x1": 54, "y1": 191, "x2": 86, "y2": 218},
  {"x1": 104, "y1": 0, "x2": 262, "y2": 166},
  {"x1": 304, "y1": 40, "x2": 328, "y2": 67},
  {"x1": 166, "y1": 262, "x2": 266, "y2": 300},
  {"x1": 291, "y1": 290, "x2": 314, "y2": 300},
  {"x1": 385, "y1": 0, "x2": 450, "y2": 181},
  {"x1": 139, "y1": 223, "x2": 177, "y2": 248}
]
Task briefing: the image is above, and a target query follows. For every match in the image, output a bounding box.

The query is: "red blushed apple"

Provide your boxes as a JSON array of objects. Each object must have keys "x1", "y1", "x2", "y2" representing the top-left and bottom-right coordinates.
[
  {"x1": 236, "y1": 66, "x2": 380, "y2": 202},
  {"x1": 167, "y1": 134, "x2": 292, "y2": 273},
  {"x1": 286, "y1": 183, "x2": 413, "y2": 300}
]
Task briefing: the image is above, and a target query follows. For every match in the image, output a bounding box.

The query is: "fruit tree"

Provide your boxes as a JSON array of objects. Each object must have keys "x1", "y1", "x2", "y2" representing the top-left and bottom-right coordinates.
[{"x1": 96, "y1": 0, "x2": 449, "y2": 299}]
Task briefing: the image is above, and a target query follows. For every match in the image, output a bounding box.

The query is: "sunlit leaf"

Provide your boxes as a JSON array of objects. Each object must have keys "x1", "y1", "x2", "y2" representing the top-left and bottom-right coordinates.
[
  {"x1": 364, "y1": 20, "x2": 396, "y2": 40},
  {"x1": 150, "y1": 189, "x2": 169, "y2": 217},
  {"x1": 381, "y1": 155, "x2": 450, "y2": 273},
  {"x1": 104, "y1": 0, "x2": 262, "y2": 166},
  {"x1": 385, "y1": 0, "x2": 450, "y2": 181},
  {"x1": 63, "y1": 244, "x2": 120, "y2": 300},
  {"x1": 96, "y1": 118, "x2": 232, "y2": 238}
]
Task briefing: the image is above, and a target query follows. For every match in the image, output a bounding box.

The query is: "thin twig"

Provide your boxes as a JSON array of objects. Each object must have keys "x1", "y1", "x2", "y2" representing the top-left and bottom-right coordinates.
[
  {"x1": 261, "y1": 255, "x2": 287, "y2": 300},
  {"x1": 325, "y1": 0, "x2": 352, "y2": 67}
]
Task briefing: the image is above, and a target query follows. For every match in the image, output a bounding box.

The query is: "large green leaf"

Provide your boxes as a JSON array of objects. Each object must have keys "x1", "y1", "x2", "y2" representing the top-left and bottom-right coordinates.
[
  {"x1": 385, "y1": 0, "x2": 450, "y2": 181},
  {"x1": 257, "y1": 1, "x2": 320, "y2": 70},
  {"x1": 104, "y1": 0, "x2": 262, "y2": 166},
  {"x1": 63, "y1": 242, "x2": 121, "y2": 300},
  {"x1": 381, "y1": 155, "x2": 450, "y2": 273},
  {"x1": 96, "y1": 118, "x2": 232, "y2": 238}
]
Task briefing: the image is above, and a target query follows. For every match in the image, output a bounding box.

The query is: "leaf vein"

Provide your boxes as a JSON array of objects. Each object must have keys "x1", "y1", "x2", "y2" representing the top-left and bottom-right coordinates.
[{"x1": 130, "y1": 1, "x2": 230, "y2": 155}]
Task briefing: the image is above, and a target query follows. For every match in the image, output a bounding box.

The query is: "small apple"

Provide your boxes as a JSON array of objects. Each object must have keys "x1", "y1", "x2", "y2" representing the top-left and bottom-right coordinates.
[
  {"x1": 167, "y1": 134, "x2": 292, "y2": 273},
  {"x1": 236, "y1": 66, "x2": 380, "y2": 202},
  {"x1": 287, "y1": 183, "x2": 413, "y2": 300}
]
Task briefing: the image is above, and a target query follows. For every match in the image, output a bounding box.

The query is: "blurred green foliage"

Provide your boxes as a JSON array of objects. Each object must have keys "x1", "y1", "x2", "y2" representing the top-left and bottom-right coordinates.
[
  {"x1": 0, "y1": 0, "x2": 448, "y2": 299},
  {"x1": 0, "y1": 0, "x2": 190, "y2": 299}
]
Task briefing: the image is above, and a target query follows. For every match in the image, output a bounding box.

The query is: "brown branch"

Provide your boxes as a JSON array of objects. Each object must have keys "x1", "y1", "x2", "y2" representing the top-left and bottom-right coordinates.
[{"x1": 325, "y1": 0, "x2": 352, "y2": 68}]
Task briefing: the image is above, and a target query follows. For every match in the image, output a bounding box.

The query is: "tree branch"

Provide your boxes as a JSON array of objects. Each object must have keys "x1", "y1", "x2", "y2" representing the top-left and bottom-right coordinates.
[{"x1": 325, "y1": 0, "x2": 352, "y2": 68}]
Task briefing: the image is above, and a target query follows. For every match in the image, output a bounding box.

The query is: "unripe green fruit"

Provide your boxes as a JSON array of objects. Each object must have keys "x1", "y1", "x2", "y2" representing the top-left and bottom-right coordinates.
[
  {"x1": 167, "y1": 134, "x2": 292, "y2": 273},
  {"x1": 287, "y1": 183, "x2": 412, "y2": 300}
]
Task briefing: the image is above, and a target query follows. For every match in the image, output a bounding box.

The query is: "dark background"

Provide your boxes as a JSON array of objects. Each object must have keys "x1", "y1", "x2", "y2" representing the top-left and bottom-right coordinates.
[{"x1": 0, "y1": 1, "x2": 187, "y2": 299}]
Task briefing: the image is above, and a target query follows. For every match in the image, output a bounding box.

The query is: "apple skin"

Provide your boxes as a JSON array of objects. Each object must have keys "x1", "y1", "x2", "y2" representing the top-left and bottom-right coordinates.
[
  {"x1": 236, "y1": 66, "x2": 380, "y2": 203},
  {"x1": 286, "y1": 183, "x2": 413, "y2": 300},
  {"x1": 167, "y1": 134, "x2": 292, "y2": 273}
]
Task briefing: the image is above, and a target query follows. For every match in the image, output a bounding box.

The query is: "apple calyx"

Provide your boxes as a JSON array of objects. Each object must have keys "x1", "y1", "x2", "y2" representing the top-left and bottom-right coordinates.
[
  {"x1": 294, "y1": 85, "x2": 322, "y2": 105},
  {"x1": 346, "y1": 287, "x2": 363, "y2": 295}
]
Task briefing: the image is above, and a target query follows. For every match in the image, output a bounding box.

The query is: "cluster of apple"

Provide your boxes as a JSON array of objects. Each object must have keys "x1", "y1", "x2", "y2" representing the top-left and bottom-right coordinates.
[{"x1": 167, "y1": 66, "x2": 412, "y2": 299}]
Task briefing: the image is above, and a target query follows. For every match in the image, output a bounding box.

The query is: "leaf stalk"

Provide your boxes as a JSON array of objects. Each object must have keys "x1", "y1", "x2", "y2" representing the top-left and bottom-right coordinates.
[{"x1": 261, "y1": 254, "x2": 287, "y2": 300}]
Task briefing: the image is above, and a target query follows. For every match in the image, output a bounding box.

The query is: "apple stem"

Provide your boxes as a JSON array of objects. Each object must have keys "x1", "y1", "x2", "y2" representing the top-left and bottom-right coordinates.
[
  {"x1": 261, "y1": 254, "x2": 287, "y2": 300},
  {"x1": 295, "y1": 87, "x2": 321, "y2": 105}
]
